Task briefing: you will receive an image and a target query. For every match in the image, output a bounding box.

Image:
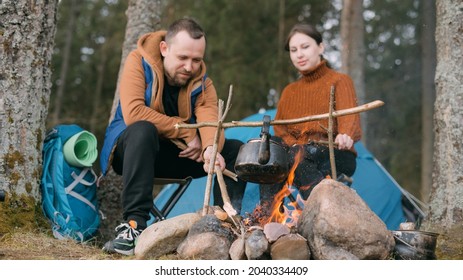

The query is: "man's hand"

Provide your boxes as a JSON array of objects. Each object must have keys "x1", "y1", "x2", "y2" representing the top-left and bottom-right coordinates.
[
  {"x1": 179, "y1": 134, "x2": 203, "y2": 162},
  {"x1": 335, "y1": 133, "x2": 354, "y2": 150},
  {"x1": 202, "y1": 146, "x2": 226, "y2": 173}
]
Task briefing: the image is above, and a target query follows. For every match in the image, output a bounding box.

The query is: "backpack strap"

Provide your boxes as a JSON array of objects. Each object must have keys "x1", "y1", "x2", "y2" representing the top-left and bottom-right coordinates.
[
  {"x1": 51, "y1": 212, "x2": 85, "y2": 242},
  {"x1": 65, "y1": 168, "x2": 98, "y2": 212}
]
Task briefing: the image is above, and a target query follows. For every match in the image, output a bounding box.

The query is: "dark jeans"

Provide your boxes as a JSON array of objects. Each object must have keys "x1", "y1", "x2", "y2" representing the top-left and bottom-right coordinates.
[
  {"x1": 260, "y1": 143, "x2": 357, "y2": 204},
  {"x1": 112, "y1": 121, "x2": 246, "y2": 228}
]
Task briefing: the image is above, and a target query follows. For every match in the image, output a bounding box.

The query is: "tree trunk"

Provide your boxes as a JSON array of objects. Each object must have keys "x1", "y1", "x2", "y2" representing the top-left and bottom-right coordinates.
[
  {"x1": 98, "y1": 0, "x2": 164, "y2": 240},
  {"x1": 420, "y1": 0, "x2": 436, "y2": 203},
  {"x1": 51, "y1": 0, "x2": 79, "y2": 127},
  {"x1": 422, "y1": 0, "x2": 463, "y2": 259},
  {"x1": 340, "y1": 0, "x2": 366, "y2": 144},
  {"x1": 108, "y1": 0, "x2": 165, "y2": 122},
  {"x1": 275, "y1": 0, "x2": 285, "y2": 103},
  {"x1": 0, "y1": 0, "x2": 58, "y2": 231}
]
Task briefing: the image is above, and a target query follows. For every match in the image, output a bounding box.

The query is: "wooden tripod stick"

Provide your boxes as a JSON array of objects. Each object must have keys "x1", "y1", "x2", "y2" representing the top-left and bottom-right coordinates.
[
  {"x1": 175, "y1": 100, "x2": 384, "y2": 130},
  {"x1": 328, "y1": 85, "x2": 337, "y2": 179},
  {"x1": 202, "y1": 101, "x2": 224, "y2": 216},
  {"x1": 201, "y1": 84, "x2": 234, "y2": 216},
  {"x1": 215, "y1": 166, "x2": 237, "y2": 217}
]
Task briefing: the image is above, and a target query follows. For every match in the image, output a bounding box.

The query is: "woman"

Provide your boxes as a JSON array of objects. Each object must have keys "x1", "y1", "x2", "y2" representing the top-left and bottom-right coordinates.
[{"x1": 270, "y1": 23, "x2": 362, "y2": 200}]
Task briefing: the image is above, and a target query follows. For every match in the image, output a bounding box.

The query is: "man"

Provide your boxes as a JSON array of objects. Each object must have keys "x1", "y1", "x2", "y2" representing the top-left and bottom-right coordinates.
[{"x1": 100, "y1": 18, "x2": 246, "y2": 255}]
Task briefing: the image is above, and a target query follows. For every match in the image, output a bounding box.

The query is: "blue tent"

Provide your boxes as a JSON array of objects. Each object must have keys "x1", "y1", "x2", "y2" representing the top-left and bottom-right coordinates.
[{"x1": 152, "y1": 109, "x2": 408, "y2": 230}]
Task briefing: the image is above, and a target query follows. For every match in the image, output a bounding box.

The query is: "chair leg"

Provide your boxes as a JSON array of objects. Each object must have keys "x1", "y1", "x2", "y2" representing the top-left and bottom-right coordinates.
[
  {"x1": 336, "y1": 173, "x2": 353, "y2": 186},
  {"x1": 150, "y1": 205, "x2": 166, "y2": 221},
  {"x1": 151, "y1": 177, "x2": 193, "y2": 223},
  {"x1": 160, "y1": 177, "x2": 192, "y2": 217}
]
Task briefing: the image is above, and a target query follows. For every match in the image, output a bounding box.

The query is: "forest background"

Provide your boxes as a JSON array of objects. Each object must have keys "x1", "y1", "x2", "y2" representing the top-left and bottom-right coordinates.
[
  {"x1": 2, "y1": 0, "x2": 463, "y2": 261},
  {"x1": 48, "y1": 0, "x2": 432, "y2": 202}
]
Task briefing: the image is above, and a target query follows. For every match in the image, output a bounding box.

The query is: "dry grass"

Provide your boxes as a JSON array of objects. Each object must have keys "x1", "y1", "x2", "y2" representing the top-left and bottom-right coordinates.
[
  {"x1": 0, "y1": 228, "x2": 130, "y2": 260},
  {"x1": 0, "y1": 228, "x2": 186, "y2": 260}
]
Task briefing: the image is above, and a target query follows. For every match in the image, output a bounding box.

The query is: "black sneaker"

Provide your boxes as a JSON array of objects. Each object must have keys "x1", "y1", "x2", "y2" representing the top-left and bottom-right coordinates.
[{"x1": 102, "y1": 220, "x2": 142, "y2": 256}]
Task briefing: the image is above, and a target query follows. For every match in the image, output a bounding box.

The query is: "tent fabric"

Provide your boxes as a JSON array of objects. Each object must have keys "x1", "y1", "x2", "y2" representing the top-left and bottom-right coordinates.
[{"x1": 152, "y1": 109, "x2": 406, "y2": 230}]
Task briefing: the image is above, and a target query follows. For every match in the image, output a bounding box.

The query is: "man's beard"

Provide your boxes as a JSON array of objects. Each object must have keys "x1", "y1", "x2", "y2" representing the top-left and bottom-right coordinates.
[{"x1": 166, "y1": 71, "x2": 192, "y2": 87}]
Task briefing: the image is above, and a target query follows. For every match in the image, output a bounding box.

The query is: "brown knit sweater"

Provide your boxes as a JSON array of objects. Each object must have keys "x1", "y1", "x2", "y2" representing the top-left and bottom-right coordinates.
[{"x1": 274, "y1": 60, "x2": 362, "y2": 153}]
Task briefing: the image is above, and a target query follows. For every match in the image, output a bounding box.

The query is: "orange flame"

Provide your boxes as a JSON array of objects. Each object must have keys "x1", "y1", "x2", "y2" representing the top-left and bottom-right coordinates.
[{"x1": 265, "y1": 147, "x2": 307, "y2": 227}]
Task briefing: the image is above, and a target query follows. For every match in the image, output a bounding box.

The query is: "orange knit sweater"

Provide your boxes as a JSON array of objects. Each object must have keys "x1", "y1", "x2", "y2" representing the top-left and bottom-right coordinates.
[{"x1": 274, "y1": 60, "x2": 362, "y2": 153}]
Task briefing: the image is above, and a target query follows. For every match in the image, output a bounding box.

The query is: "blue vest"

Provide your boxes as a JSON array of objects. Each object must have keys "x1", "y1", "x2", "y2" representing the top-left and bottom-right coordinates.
[{"x1": 99, "y1": 58, "x2": 206, "y2": 175}]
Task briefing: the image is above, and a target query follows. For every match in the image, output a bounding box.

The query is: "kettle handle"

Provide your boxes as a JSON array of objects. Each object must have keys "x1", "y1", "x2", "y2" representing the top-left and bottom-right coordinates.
[{"x1": 258, "y1": 115, "x2": 271, "y2": 164}]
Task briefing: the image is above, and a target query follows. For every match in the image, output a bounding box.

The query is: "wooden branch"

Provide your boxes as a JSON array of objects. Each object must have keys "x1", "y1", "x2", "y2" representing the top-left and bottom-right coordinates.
[
  {"x1": 202, "y1": 100, "x2": 224, "y2": 216},
  {"x1": 215, "y1": 166, "x2": 237, "y2": 217},
  {"x1": 313, "y1": 140, "x2": 338, "y2": 147},
  {"x1": 222, "y1": 84, "x2": 233, "y2": 120},
  {"x1": 171, "y1": 139, "x2": 238, "y2": 181},
  {"x1": 202, "y1": 85, "x2": 234, "y2": 216},
  {"x1": 215, "y1": 167, "x2": 231, "y2": 204},
  {"x1": 328, "y1": 85, "x2": 337, "y2": 179},
  {"x1": 175, "y1": 100, "x2": 384, "y2": 129}
]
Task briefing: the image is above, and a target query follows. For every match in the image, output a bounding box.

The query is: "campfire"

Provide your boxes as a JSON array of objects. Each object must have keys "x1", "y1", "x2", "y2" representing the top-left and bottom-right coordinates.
[
  {"x1": 255, "y1": 149, "x2": 306, "y2": 228},
  {"x1": 134, "y1": 90, "x2": 394, "y2": 260},
  {"x1": 134, "y1": 144, "x2": 398, "y2": 260},
  {"x1": 264, "y1": 185, "x2": 305, "y2": 227}
]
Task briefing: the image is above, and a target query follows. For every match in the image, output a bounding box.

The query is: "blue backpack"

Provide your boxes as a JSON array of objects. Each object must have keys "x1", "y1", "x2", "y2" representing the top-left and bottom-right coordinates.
[{"x1": 40, "y1": 124, "x2": 100, "y2": 242}]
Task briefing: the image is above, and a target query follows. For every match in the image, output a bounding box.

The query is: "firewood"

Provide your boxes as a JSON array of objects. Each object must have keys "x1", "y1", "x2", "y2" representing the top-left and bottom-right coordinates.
[{"x1": 214, "y1": 208, "x2": 228, "y2": 221}]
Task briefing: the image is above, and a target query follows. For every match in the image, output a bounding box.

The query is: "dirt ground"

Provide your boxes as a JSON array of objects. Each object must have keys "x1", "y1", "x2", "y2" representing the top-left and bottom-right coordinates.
[
  {"x1": 1, "y1": 224, "x2": 462, "y2": 260},
  {"x1": 0, "y1": 229, "x2": 128, "y2": 260}
]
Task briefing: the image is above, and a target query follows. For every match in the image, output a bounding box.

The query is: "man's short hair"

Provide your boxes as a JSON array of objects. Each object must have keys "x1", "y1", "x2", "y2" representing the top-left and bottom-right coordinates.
[{"x1": 165, "y1": 18, "x2": 205, "y2": 43}]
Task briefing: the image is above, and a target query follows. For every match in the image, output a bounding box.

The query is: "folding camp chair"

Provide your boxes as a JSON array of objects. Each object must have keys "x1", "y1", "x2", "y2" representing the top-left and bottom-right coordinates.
[{"x1": 150, "y1": 177, "x2": 193, "y2": 223}]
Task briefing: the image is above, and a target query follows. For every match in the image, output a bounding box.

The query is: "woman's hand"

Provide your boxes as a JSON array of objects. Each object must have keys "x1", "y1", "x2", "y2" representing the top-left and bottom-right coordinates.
[{"x1": 335, "y1": 133, "x2": 354, "y2": 150}]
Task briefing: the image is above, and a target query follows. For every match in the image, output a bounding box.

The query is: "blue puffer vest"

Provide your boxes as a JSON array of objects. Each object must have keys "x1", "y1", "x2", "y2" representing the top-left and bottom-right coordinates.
[{"x1": 99, "y1": 58, "x2": 206, "y2": 176}]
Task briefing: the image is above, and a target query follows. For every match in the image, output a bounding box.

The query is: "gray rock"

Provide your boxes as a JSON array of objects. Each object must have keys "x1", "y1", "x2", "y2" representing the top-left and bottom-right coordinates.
[
  {"x1": 263, "y1": 222, "x2": 291, "y2": 243},
  {"x1": 270, "y1": 233, "x2": 310, "y2": 260},
  {"x1": 188, "y1": 214, "x2": 235, "y2": 243},
  {"x1": 177, "y1": 232, "x2": 231, "y2": 260},
  {"x1": 134, "y1": 213, "x2": 201, "y2": 259},
  {"x1": 245, "y1": 229, "x2": 270, "y2": 260},
  {"x1": 229, "y1": 237, "x2": 246, "y2": 260},
  {"x1": 297, "y1": 179, "x2": 395, "y2": 260}
]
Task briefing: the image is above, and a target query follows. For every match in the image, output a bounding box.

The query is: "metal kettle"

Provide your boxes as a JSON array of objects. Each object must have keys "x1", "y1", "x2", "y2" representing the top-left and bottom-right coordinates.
[{"x1": 234, "y1": 115, "x2": 290, "y2": 184}]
